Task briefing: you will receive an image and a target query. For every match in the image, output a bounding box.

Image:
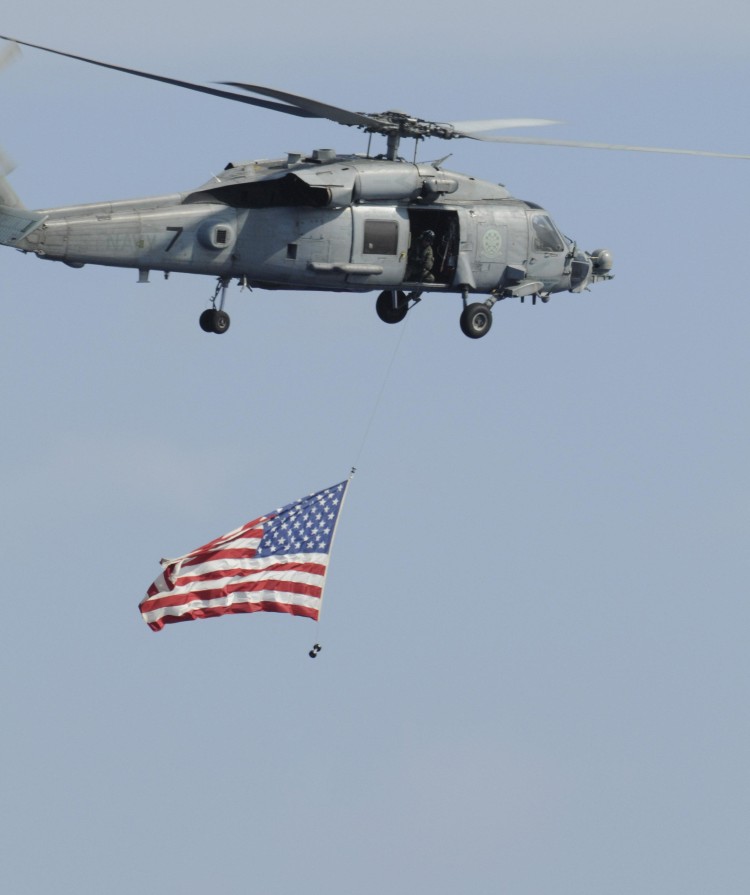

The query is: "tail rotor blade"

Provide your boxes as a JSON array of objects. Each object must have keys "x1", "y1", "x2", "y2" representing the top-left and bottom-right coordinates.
[
  {"x1": 0, "y1": 42, "x2": 19, "y2": 178},
  {"x1": 0, "y1": 146, "x2": 16, "y2": 177},
  {"x1": 0, "y1": 39, "x2": 20, "y2": 71}
]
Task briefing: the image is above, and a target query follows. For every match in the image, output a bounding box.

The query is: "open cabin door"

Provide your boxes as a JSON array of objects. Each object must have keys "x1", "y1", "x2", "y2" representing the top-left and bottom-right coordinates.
[{"x1": 405, "y1": 209, "x2": 460, "y2": 286}]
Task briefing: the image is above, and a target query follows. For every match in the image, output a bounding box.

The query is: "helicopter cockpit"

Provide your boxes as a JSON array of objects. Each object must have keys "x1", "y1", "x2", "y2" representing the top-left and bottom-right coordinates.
[{"x1": 530, "y1": 212, "x2": 566, "y2": 253}]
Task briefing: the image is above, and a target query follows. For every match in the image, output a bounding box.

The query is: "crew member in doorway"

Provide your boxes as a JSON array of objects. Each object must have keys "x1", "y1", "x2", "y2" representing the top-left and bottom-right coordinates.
[{"x1": 408, "y1": 229, "x2": 436, "y2": 282}]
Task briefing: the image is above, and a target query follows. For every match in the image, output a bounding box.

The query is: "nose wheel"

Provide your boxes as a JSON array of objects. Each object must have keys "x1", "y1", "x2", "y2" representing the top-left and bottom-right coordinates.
[{"x1": 200, "y1": 277, "x2": 231, "y2": 334}]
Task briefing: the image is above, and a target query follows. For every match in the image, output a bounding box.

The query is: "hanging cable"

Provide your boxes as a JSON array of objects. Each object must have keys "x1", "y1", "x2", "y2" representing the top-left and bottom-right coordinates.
[{"x1": 352, "y1": 316, "x2": 410, "y2": 469}]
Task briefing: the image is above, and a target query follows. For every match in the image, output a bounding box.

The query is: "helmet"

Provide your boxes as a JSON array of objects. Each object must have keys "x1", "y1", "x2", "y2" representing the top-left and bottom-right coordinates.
[{"x1": 422, "y1": 229, "x2": 435, "y2": 242}]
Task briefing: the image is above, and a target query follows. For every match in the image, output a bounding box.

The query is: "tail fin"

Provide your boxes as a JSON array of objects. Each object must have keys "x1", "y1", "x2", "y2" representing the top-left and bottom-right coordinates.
[
  {"x1": 0, "y1": 151, "x2": 44, "y2": 246},
  {"x1": 0, "y1": 151, "x2": 40, "y2": 244},
  {"x1": 0, "y1": 204, "x2": 45, "y2": 246}
]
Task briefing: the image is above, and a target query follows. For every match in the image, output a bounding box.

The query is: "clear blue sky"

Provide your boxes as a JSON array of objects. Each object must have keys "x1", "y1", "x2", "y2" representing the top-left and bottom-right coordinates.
[{"x1": 1, "y1": 3, "x2": 748, "y2": 893}]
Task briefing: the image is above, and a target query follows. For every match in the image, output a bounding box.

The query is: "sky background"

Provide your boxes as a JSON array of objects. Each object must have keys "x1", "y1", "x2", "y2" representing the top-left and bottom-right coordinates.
[{"x1": 1, "y1": 3, "x2": 748, "y2": 893}]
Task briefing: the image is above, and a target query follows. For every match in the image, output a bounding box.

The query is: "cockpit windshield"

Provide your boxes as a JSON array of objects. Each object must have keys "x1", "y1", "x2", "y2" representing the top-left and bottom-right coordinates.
[{"x1": 531, "y1": 214, "x2": 565, "y2": 253}]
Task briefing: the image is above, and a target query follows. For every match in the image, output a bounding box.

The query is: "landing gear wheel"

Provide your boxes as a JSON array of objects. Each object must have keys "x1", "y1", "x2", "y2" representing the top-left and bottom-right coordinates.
[
  {"x1": 199, "y1": 309, "x2": 215, "y2": 332},
  {"x1": 460, "y1": 302, "x2": 493, "y2": 339},
  {"x1": 376, "y1": 290, "x2": 408, "y2": 324},
  {"x1": 213, "y1": 309, "x2": 230, "y2": 334},
  {"x1": 199, "y1": 308, "x2": 231, "y2": 334}
]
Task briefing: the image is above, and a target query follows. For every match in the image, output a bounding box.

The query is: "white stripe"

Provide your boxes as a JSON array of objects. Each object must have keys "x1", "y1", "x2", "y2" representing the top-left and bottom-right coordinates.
[
  {"x1": 142, "y1": 589, "x2": 321, "y2": 625},
  {"x1": 171, "y1": 551, "x2": 329, "y2": 582}
]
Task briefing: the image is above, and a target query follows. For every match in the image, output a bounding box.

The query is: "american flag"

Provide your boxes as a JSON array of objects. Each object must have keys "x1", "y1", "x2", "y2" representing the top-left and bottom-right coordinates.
[{"x1": 139, "y1": 479, "x2": 350, "y2": 631}]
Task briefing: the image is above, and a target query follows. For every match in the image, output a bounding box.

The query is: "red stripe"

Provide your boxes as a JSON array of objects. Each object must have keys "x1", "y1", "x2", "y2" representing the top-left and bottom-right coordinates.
[
  {"x1": 181, "y1": 545, "x2": 260, "y2": 567},
  {"x1": 146, "y1": 599, "x2": 319, "y2": 631},
  {"x1": 182, "y1": 523, "x2": 268, "y2": 557},
  {"x1": 174, "y1": 560, "x2": 327, "y2": 587},
  {"x1": 140, "y1": 577, "x2": 322, "y2": 613}
]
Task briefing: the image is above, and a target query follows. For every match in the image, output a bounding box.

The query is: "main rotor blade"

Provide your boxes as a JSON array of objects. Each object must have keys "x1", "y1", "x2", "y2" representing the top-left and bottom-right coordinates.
[
  {"x1": 222, "y1": 81, "x2": 386, "y2": 130},
  {"x1": 6, "y1": 35, "x2": 745, "y2": 160},
  {"x1": 0, "y1": 35, "x2": 319, "y2": 118},
  {"x1": 475, "y1": 133, "x2": 750, "y2": 159},
  {"x1": 450, "y1": 117, "x2": 562, "y2": 133}
]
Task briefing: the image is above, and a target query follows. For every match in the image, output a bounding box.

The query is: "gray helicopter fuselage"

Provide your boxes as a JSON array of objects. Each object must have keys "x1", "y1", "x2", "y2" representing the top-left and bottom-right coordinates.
[
  {"x1": 7, "y1": 152, "x2": 612, "y2": 300},
  {"x1": 4, "y1": 30, "x2": 746, "y2": 337}
]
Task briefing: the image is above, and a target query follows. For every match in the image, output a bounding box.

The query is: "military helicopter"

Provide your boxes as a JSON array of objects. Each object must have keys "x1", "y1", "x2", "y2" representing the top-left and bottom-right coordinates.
[{"x1": 1, "y1": 37, "x2": 748, "y2": 339}]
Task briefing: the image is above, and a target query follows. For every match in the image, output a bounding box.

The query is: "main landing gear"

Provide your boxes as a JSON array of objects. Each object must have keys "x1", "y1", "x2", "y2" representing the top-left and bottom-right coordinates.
[
  {"x1": 376, "y1": 287, "x2": 496, "y2": 339},
  {"x1": 375, "y1": 289, "x2": 420, "y2": 325},
  {"x1": 200, "y1": 277, "x2": 231, "y2": 334},
  {"x1": 199, "y1": 307, "x2": 230, "y2": 334}
]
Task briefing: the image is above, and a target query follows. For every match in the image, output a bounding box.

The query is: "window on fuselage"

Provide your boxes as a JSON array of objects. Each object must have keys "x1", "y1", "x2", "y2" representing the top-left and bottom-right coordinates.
[{"x1": 363, "y1": 220, "x2": 398, "y2": 255}]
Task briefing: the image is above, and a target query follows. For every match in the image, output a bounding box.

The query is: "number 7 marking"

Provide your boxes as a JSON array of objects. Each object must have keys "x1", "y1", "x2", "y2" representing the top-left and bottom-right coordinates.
[{"x1": 165, "y1": 226, "x2": 184, "y2": 252}]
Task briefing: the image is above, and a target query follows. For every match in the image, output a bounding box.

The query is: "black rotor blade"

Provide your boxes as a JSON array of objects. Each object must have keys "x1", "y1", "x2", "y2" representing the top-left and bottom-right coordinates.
[
  {"x1": 222, "y1": 82, "x2": 386, "y2": 130},
  {"x1": 0, "y1": 35, "x2": 319, "y2": 118}
]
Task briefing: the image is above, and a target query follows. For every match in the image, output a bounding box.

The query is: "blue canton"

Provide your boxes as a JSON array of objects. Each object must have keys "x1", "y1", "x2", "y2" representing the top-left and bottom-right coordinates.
[{"x1": 256, "y1": 480, "x2": 348, "y2": 557}]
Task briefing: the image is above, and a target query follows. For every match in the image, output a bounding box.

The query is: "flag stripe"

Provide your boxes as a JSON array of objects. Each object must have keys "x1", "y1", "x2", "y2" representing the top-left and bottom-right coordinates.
[
  {"x1": 173, "y1": 560, "x2": 328, "y2": 587},
  {"x1": 166, "y1": 553, "x2": 329, "y2": 585},
  {"x1": 144, "y1": 598, "x2": 320, "y2": 631},
  {"x1": 141, "y1": 575, "x2": 324, "y2": 613},
  {"x1": 142, "y1": 588, "x2": 321, "y2": 618},
  {"x1": 180, "y1": 540, "x2": 263, "y2": 565},
  {"x1": 191, "y1": 519, "x2": 268, "y2": 545}
]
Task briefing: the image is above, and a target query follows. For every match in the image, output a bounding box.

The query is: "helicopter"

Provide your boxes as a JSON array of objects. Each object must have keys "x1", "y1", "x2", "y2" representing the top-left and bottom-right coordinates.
[{"x1": 1, "y1": 37, "x2": 748, "y2": 339}]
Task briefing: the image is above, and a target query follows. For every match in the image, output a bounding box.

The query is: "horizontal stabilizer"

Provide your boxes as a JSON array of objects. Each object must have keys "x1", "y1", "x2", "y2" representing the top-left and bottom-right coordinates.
[{"x1": 0, "y1": 204, "x2": 46, "y2": 246}]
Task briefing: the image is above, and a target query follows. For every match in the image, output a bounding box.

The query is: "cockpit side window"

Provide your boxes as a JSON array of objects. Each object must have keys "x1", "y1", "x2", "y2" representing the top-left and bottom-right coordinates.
[{"x1": 531, "y1": 214, "x2": 565, "y2": 253}]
